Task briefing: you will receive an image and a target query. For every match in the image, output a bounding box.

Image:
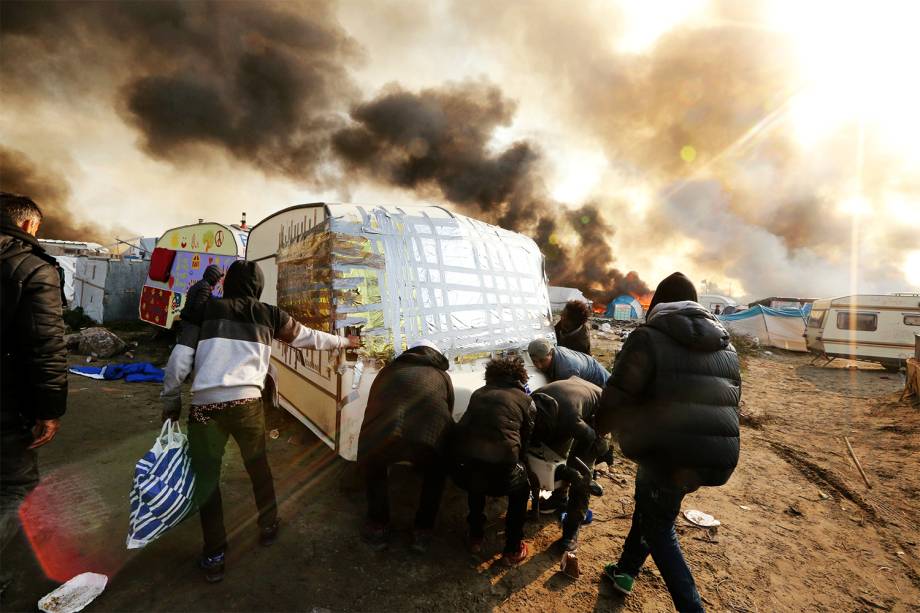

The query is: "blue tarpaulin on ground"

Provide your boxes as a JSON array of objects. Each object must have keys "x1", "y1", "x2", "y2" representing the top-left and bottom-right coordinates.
[{"x1": 70, "y1": 362, "x2": 165, "y2": 383}]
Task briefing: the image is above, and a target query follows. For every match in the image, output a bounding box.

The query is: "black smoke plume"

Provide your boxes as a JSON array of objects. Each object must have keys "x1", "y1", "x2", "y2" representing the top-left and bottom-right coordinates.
[
  {"x1": 2, "y1": 1, "x2": 647, "y2": 299},
  {"x1": 1, "y1": 0, "x2": 360, "y2": 181},
  {"x1": 333, "y1": 82, "x2": 647, "y2": 303},
  {"x1": 0, "y1": 146, "x2": 122, "y2": 243}
]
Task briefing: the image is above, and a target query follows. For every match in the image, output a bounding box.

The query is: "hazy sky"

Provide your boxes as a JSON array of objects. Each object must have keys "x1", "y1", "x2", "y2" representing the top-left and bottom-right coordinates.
[{"x1": 1, "y1": 0, "x2": 918, "y2": 300}]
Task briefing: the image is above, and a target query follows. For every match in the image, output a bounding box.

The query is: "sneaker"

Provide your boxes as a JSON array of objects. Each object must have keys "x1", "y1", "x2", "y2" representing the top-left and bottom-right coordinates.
[
  {"x1": 411, "y1": 529, "x2": 433, "y2": 554},
  {"x1": 501, "y1": 542, "x2": 529, "y2": 567},
  {"x1": 602, "y1": 563, "x2": 634, "y2": 595},
  {"x1": 468, "y1": 535, "x2": 484, "y2": 554},
  {"x1": 199, "y1": 553, "x2": 225, "y2": 583},
  {"x1": 361, "y1": 523, "x2": 389, "y2": 551},
  {"x1": 552, "y1": 535, "x2": 578, "y2": 554},
  {"x1": 259, "y1": 521, "x2": 280, "y2": 546},
  {"x1": 539, "y1": 493, "x2": 568, "y2": 515}
]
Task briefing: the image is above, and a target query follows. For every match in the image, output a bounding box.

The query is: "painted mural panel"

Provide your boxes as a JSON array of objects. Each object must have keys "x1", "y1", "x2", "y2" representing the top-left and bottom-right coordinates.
[{"x1": 158, "y1": 223, "x2": 243, "y2": 256}]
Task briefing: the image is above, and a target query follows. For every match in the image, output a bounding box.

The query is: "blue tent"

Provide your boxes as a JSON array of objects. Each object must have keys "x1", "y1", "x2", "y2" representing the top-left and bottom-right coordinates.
[{"x1": 605, "y1": 294, "x2": 643, "y2": 320}]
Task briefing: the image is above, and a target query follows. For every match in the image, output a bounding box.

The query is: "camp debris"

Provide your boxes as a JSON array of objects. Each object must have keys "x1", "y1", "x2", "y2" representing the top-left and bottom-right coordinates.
[
  {"x1": 683, "y1": 509, "x2": 721, "y2": 528},
  {"x1": 38, "y1": 572, "x2": 108, "y2": 613}
]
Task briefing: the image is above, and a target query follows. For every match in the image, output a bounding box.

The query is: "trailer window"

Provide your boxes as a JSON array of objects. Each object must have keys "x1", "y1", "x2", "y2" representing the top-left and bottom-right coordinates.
[
  {"x1": 905, "y1": 315, "x2": 920, "y2": 326},
  {"x1": 807, "y1": 309, "x2": 827, "y2": 328},
  {"x1": 836, "y1": 312, "x2": 877, "y2": 331}
]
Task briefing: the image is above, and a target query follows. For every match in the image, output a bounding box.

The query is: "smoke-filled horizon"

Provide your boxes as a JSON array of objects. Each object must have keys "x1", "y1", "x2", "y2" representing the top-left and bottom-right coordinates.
[{"x1": 1, "y1": 0, "x2": 917, "y2": 299}]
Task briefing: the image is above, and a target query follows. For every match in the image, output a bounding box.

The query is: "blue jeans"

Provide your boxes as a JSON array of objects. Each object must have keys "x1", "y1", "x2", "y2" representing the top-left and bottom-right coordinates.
[{"x1": 617, "y1": 466, "x2": 704, "y2": 612}]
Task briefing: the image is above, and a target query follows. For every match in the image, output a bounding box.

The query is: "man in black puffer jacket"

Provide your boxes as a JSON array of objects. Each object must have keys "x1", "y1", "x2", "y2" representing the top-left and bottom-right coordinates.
[
  {"x1": 358, "y1": 340, "x2": 454, "y2": 553},
  {"x1": 1, "y1": 193, "x2": 67, "y2": 579},
  {"x1": 596, "y1": 272, "x2": 741, "y2": 613},
  {"x1": 451, "y1": 356, "x2": 535, "y2": 566}
]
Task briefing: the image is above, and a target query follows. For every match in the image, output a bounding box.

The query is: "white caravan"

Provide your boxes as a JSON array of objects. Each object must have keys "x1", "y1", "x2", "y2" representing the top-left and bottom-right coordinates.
[
  {"x1": 805, "y1": 294, "x2": 920, "y2": 371},
  {"x1": 247, "y1": 203, "x2": 568, "y2": 488}
]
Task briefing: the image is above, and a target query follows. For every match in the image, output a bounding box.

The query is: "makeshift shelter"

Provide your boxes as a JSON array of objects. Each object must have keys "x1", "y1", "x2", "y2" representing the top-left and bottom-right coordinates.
[
  {"x1": 548, "y1": 286, "x2": 591, "y2": 314},
  {"x1": 719, "y1": 305, "x2": 808, "y2": 351},
  {"x1": 605, "y1": 294, "x2": 643, "y2": 320},
  {"x1": 52, "y1": 256, "x2": 148, "y2": 323},
  {"x1": 699, "y1": 294, "x2": 738, "y2": 314}
]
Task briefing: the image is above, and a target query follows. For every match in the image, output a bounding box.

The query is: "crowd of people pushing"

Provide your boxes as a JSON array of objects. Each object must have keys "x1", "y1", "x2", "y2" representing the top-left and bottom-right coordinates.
[{"x1": 2, "y1": 193, "x2": 741, "y2": 612}]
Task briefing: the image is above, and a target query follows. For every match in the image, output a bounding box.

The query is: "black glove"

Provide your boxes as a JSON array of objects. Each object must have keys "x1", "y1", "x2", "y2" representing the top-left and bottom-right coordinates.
[{"x1": 202, "y1": 264, "x2": 223, "y2": 285}]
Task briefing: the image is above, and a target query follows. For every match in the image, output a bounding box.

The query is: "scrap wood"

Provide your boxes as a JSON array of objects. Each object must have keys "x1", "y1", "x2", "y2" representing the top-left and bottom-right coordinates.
[{"x1": 844, "y1": 436, "x2": 873, "y2": 489}]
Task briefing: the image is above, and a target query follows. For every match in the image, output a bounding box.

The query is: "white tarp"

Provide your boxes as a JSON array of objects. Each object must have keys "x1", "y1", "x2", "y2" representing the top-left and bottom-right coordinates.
[
  {"x1": 55, "y1": 255, "x2": 77, "y2": 304},
  {"x1": 548, "y1": 286, "x2": 590, "y2": 313},
  {"x1": 71, "y1": 258, "x2": 108, "y2": 323},
  {"x1": 720, "y1": 305, "x2": 807, "y2": 352}
]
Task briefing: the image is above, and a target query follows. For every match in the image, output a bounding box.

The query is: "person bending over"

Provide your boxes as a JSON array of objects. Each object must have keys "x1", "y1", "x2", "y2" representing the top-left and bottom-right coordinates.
[
  {"x1": 528, "y1": 338, "x2": 609, "y2": 388},
  {"x1": 451, "y1": 356, "x2": 534, "y2": 566},
  {"x1": 531, "y1": 376, "x2": 609, "y2": 552},
  {"x1": 358, "y1": 339, "x2": 454, "y2": 553}
]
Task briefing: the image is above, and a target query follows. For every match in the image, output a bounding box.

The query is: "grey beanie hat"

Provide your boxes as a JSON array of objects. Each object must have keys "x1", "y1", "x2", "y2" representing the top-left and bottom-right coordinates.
[{"x1": 527, "y1": 338, "x2": 554, "y2": 360}]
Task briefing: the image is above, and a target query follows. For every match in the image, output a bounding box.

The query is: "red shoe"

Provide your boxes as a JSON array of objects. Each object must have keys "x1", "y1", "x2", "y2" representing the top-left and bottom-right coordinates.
[{"x1": 501, "y1": 542, "x2": 529, "y2": 566}]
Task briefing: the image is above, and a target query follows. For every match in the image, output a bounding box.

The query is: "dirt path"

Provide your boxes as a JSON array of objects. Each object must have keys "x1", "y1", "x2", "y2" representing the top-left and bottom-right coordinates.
[{"x1": 3, "y1": 337, "x2": 918, "y2": 612}]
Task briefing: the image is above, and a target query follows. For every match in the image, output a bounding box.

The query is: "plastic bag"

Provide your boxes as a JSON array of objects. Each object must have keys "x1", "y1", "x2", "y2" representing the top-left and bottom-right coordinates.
[
  {"x1": 38, "y1": 573, "x2": 108, "y2": 613},
  {"x1": 126, "y1": 420, "x2": 196, "y2": 549}
]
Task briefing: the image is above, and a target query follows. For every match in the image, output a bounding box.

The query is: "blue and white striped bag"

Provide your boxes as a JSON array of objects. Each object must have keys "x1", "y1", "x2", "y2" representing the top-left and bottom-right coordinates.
[{"x1": 126, "y1": 419, "x2": 196, "y2": 549}]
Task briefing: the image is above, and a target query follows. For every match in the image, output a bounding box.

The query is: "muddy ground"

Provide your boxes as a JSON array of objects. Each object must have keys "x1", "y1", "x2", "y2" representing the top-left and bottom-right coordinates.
[{"x1": 3, "y1": 330, "x2": 919, "y2": 612}]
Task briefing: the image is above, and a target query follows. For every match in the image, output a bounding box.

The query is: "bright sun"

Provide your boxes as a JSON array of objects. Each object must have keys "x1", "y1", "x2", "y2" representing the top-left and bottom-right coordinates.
[{"x1": 770, "y1": 0, "x2": 920, "y2": 160}]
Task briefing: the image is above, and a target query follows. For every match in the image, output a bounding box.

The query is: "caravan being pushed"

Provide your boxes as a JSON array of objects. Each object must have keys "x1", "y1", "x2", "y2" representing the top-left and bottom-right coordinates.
[
  {"x1": 247, "y1": 203, "x2": 563, "y2": 487},
  {"x1": 805, "y1": 294, "x2": 920, "y2": 371}
]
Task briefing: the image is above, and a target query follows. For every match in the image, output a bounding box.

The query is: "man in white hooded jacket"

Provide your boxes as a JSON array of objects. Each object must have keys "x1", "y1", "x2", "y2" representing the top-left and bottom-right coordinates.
[{"x1": 161, "y1": 260, "x2": 358, "y2": 582}]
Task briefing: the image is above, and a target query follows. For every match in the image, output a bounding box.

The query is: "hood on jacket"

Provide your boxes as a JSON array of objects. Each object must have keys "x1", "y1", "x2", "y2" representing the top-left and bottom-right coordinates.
[
  {"x1": 223, "y1": 260, "x2": 264, "y2": 299},
  {"x1": 646, "y1": 300, "x2": 730, "y2": 352},
  {"x1": 395, "y1": 345, "x2": 450, "y2": 371},
  {"x1": 647, "y1": 271, "x2": 698, "y2": 315}
]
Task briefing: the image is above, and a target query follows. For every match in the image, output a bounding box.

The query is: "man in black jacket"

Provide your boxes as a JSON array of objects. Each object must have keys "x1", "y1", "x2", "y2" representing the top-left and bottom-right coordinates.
[
  {"x1": 596, "y1": 272, "x2": 741, "y2": 613},
  {"x1": 0, "y1": 193, "x2": 67, "y2": 581},
  {"x1": 554, "y1": 300, "x2": 592, "y2": 355},
  {"x1": 358, "y1": 339, "x2": 454, "y2": 553},
  {"x1": 179, "y1": 264, "x2": 223, "y2": 326},
  {"x1": 531, "y1": 376, "x2": 608, "y2": 551},
  {"x1": 451, "y1": 356, "x2": 534, "y2": 566}
]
